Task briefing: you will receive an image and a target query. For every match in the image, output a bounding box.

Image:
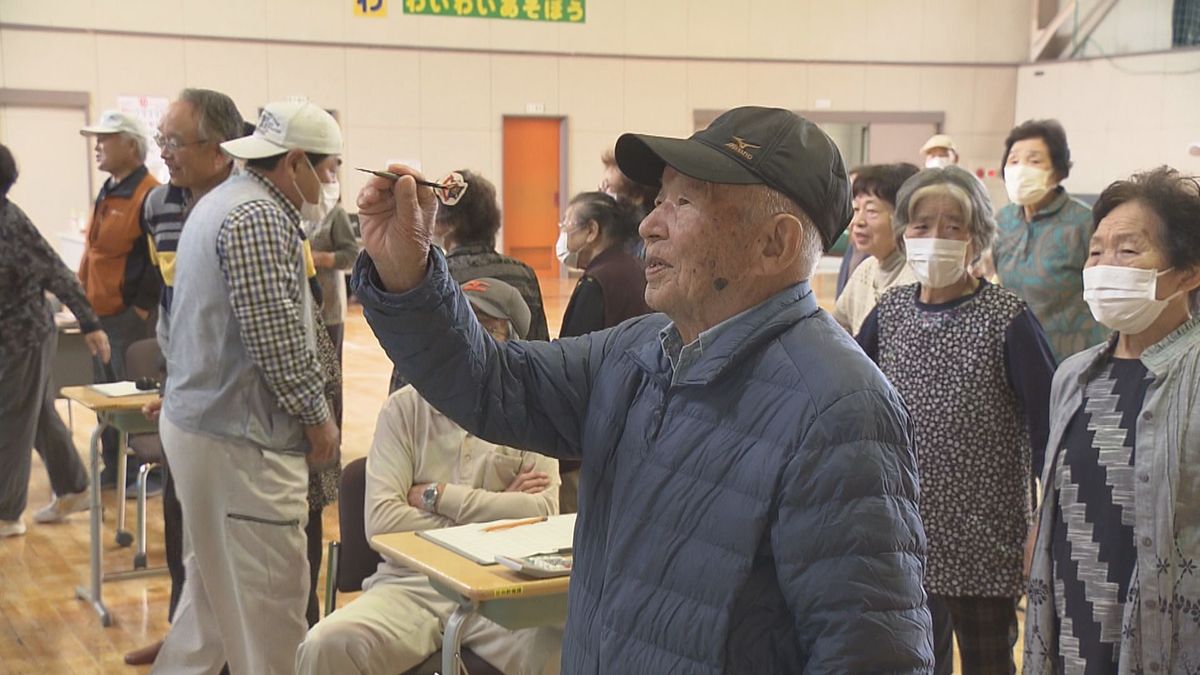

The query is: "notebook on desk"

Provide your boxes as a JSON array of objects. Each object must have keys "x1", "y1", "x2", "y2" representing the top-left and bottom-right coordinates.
[
  {"x1": 88, "y1": 381, "x2": 145, "y2": 398},
  {"x1": 417, "y1": 513, "x2": 576, "y2": 565}
]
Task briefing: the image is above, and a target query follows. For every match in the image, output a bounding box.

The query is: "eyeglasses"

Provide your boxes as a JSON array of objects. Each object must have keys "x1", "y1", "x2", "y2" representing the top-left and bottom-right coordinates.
[{"x1": 154, "y1": 134, "x2": 209, "y2": 153}]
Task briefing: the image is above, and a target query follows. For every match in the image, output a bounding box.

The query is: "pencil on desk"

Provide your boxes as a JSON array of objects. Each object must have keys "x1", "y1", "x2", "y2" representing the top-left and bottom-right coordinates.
[{"x1": 483, "y1": 516, "x2": 548, "y2": 533}]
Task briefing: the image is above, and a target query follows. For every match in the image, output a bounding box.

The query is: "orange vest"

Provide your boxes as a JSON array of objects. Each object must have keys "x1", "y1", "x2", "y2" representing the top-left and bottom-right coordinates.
[{"x1": 78, "y1": 168, "x2": 159, "y2": 316}]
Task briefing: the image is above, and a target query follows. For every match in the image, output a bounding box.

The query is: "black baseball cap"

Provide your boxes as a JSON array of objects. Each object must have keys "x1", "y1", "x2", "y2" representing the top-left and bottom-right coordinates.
[{"x1": 614, "y1": 106, "x2": 852, "y2": 249}]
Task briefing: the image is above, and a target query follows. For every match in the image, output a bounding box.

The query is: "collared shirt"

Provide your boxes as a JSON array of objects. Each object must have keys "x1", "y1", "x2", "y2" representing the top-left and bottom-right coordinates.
[
  {"x1": 214, "y1": 170, "x2": 327, "y2": 426},
  {"x1": 1025, "y1": 316, "x2": 1200, "y2": 674},
  {"x1": 659, "y1": 283, "x2": 803, "y2": 385},
  {"x1": 995, "y1": 187, "x2": 1106, "y2": 361}
]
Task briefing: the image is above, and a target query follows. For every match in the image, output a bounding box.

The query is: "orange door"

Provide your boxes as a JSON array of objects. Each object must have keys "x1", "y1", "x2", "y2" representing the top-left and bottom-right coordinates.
[{"x1": 502, "y1": 117, "x2": 561, "y2": 274}]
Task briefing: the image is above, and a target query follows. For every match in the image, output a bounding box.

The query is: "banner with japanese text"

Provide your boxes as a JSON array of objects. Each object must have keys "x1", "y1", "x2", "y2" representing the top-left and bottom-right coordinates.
[{"x1": 403, "y1": 0, "x2": 585, "y2": 23}]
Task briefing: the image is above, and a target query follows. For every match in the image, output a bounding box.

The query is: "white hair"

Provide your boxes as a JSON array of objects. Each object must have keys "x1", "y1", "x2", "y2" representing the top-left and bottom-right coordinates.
[
  {"x1": 734, "y1": 184, "x2": 823, "y2": 280},
  {"x1": 121, "y1": 131, "x2": 149, "y2": 162}
]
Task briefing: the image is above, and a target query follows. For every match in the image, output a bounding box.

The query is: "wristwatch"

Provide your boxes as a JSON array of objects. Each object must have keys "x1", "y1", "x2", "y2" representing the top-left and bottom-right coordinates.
[{"x1": 421, "y1": 483, "x2": 440, "y2": 512}]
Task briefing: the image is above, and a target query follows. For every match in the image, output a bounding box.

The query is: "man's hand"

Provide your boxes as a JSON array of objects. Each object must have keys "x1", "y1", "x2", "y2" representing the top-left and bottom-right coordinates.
[
  {"x1": 356, "y1": 164, "x2": 439, "y2": 294},
  {"x1": 84, "y1": 329, "x2": 111, "y2": 364},
  {"x1": 304, "y1": 418, "x2": 340, "y2": 469},
  {"x1": 142, "y1": 397, "x2": 162, "y2": 421},
  {"x1": 506, "y1": 465, "x2": 551, "y2": 494},
  {"x1": 311, "y1": 251, "x2": 337, "y2": 269}
]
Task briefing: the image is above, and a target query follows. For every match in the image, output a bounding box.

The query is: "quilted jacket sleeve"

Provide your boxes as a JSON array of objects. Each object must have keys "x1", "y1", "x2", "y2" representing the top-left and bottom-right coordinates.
[
  {"x1": 772, "y1": 388, "x2": 935, "y2": 673},
  {"x1": 352, "y1": 248, "x2": 607, "y2": 461}
]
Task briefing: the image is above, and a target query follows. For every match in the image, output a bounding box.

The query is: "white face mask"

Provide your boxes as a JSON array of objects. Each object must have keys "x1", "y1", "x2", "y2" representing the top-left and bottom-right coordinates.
[
  {"x1": 925, "y1": 156, "x2": 952, "y2": 169},
  {"x1": 1004, "y1": 164, "x2": 1053, "y2": 206},
  {"x1": 905, "y1": 237, "x2": 969, "y2": 289},
  {"x1": 1083, "y1": 265, "x2": 1182, "y2": 334},
  {"x1": 555, "y1": 231, "x2": 578, "y2": 268},
  {"x1": 319, "y1": 180, "x2": 340, "y2": 214},
  {"x1": 294, "y1": 156, "x2": 324, "y2": 223}
]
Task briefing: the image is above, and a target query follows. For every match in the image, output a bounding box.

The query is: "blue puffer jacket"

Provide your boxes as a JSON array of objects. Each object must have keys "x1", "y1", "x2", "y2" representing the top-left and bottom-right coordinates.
[{"x1": 354, "y1": 250, "x2": 934, "y2": 674}]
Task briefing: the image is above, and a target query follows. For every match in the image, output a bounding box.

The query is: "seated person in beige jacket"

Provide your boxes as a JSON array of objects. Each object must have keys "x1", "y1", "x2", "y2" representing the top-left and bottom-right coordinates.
[{"x1": 296, "y1": 278, "x2": 563, "y2": 675}]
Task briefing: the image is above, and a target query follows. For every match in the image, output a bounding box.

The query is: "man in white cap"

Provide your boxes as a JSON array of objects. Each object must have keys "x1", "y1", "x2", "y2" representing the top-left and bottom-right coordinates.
[
  {"x1": 78, "y1": 110, "x2": 161, "y2": 489},
  {"x1": 296, "y1": 277, "x2": 563, "y2": 675},
  {"x1": 920, "y1": 133, "x2": 959, "y2": 169},
  {"x1": 153, "y1": 100, "x2": 341, "y2": 675}
]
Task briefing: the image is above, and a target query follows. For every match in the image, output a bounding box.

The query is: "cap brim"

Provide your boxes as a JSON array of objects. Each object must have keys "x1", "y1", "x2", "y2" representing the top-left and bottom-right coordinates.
[
  {"x1": 220, "y1": 135, "x2": 288, "y2": 160},
  {"x1": 466, "y1": 296, "x2": 525, "y2": 339},
  {"x1": 79, "y1": 126, "x2": 120, "y2": 136},
  {"x1": 615, "y1": 133, "x2": 762, "y2": 188}
]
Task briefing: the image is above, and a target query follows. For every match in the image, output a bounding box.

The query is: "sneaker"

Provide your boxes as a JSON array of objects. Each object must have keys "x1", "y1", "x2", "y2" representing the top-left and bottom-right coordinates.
[
  {"x1": 34, "y1": 491, "x2": 91, "y2": 523},
  {"x1": 0, "y1": 519, "x2": 27, "y2": 538}
]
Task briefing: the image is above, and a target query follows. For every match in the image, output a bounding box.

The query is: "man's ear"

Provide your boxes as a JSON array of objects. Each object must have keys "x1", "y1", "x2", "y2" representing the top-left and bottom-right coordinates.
[
  {"x1": 284, "y1": 148, "x2": 307, "y2": 175},
  {"x1": 759, "y1": 213, "x2": 805, "y2": 273}
]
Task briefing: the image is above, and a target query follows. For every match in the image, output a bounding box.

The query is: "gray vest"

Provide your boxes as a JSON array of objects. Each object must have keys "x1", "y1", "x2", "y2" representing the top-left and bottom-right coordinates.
[{"x1": 162, "y1": 174, "x2": 315, "y2": 453}]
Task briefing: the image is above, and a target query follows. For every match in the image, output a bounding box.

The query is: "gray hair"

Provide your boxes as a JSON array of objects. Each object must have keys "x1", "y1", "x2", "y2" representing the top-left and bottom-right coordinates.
[
  {"x1": 733, "y1": 184, "x2": 823, "y2": 280},
  {"x1": 892, "y1": 165, "x2": 996, "y2": 264},
  {"x1": 122, "y1": 131, "x2": 149, "y2": 162},
  {"x1": 178, "y1": 88, "x2": 244, "y2": 143}
]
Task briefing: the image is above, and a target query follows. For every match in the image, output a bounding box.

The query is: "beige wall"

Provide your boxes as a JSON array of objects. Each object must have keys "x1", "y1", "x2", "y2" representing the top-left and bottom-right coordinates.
[
  {"x1": 0, "y1": 0, "x2": 1030, "y2": 63},
  {"x1": 1014, "y1": 49, "x2": 1200, "y2": 195},
  {"x1": 0, "y1": 1, "x2": 1028, "y2": 244}
]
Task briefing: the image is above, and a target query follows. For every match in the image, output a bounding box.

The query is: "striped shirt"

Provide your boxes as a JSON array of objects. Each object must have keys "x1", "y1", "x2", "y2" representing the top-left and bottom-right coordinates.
[{"x1": 143, "y1": 183, "x2": 189, "y2": 313}]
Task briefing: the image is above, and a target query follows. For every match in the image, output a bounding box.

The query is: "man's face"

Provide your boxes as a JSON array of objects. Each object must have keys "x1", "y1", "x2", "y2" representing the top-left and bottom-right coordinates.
[
  {"x1": 639, "y1": 167, "x2": 757, "y2": 322},
  {"x1": 473, "y1": 308, "x2": 511, "y2": 342},
  {"x1": 93, "y1": 134, "x2": 137, "y2": 175},
  {"x1": 158, "y1": 100, "x2": 228, "y2": 190}
]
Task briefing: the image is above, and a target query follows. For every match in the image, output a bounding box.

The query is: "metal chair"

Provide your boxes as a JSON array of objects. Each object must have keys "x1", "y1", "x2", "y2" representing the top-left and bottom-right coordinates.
[
  {"x1": 325, "y1": 457, "x2": 502, "y2": 675},
  {"x1": 122, "y1": 338, "x2": 165, "y2": 568}
]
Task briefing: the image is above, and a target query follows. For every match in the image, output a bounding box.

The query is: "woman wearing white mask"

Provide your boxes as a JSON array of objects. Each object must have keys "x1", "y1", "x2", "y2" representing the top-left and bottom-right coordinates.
[
  {"x1": 995, "y1": 119, "x2": 1106, "y2": 362},
  {"x1": 857, "y1": 165, "x2": 1057, "y2": 675},
  {"x1": 305, "y1": 155, "x2": 359, "y2": 424},
  {"x1": 1023, "y1": 167, "x2": 1200, "y2": 675},
  {"x1": 557, "y1": 191, "x2": 650, "y2": 339},
  {"x1": 555, "y1": 191, "x2": 651, "y2": 513}
]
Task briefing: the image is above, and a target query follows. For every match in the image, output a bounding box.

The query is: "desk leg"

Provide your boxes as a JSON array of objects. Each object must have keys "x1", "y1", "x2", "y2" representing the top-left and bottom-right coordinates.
[
  {"x1": 74, "y1": 425, "x2": 112, "y2": 626},
  {"x1": 114, "y1": 432, "x2": 131, "y2": 547},
  {"x1": 443, "y1": 604, "x2": 476, "y2": 675}
]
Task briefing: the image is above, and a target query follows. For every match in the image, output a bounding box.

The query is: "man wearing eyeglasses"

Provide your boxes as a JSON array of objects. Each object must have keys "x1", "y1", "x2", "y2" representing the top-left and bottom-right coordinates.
[
  {"x1": 77, "y1": 110, "x2": 161, "y2": 490},
  {"x1": 123, "y1": 88, "x2": 245, "y2": 668}
]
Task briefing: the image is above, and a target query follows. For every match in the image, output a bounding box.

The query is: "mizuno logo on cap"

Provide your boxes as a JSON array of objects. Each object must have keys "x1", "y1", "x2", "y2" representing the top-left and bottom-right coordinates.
[{"x1": 724, "y1": 136, "x2": 761, "y2": 160}]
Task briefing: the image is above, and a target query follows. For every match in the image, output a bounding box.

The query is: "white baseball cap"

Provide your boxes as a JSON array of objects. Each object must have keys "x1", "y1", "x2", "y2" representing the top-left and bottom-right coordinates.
[
  {"x1": 80, "y1": 110, "x2": 149, "y2": 138},
  {"x1": 221, "y1": 100, "x2": 342, "y2": 160},
  {"x1": 920, "y1": 133, "x2": 958, "y2": 155}
]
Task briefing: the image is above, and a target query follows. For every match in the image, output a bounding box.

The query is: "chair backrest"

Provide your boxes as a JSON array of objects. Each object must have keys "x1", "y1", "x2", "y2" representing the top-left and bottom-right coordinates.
[
  {"x1": 125, "y1": 338, "x2": 164, "y2": 382},
  {"x1": 336, "y1": 456, "x2": 384, "y2": 592}
]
